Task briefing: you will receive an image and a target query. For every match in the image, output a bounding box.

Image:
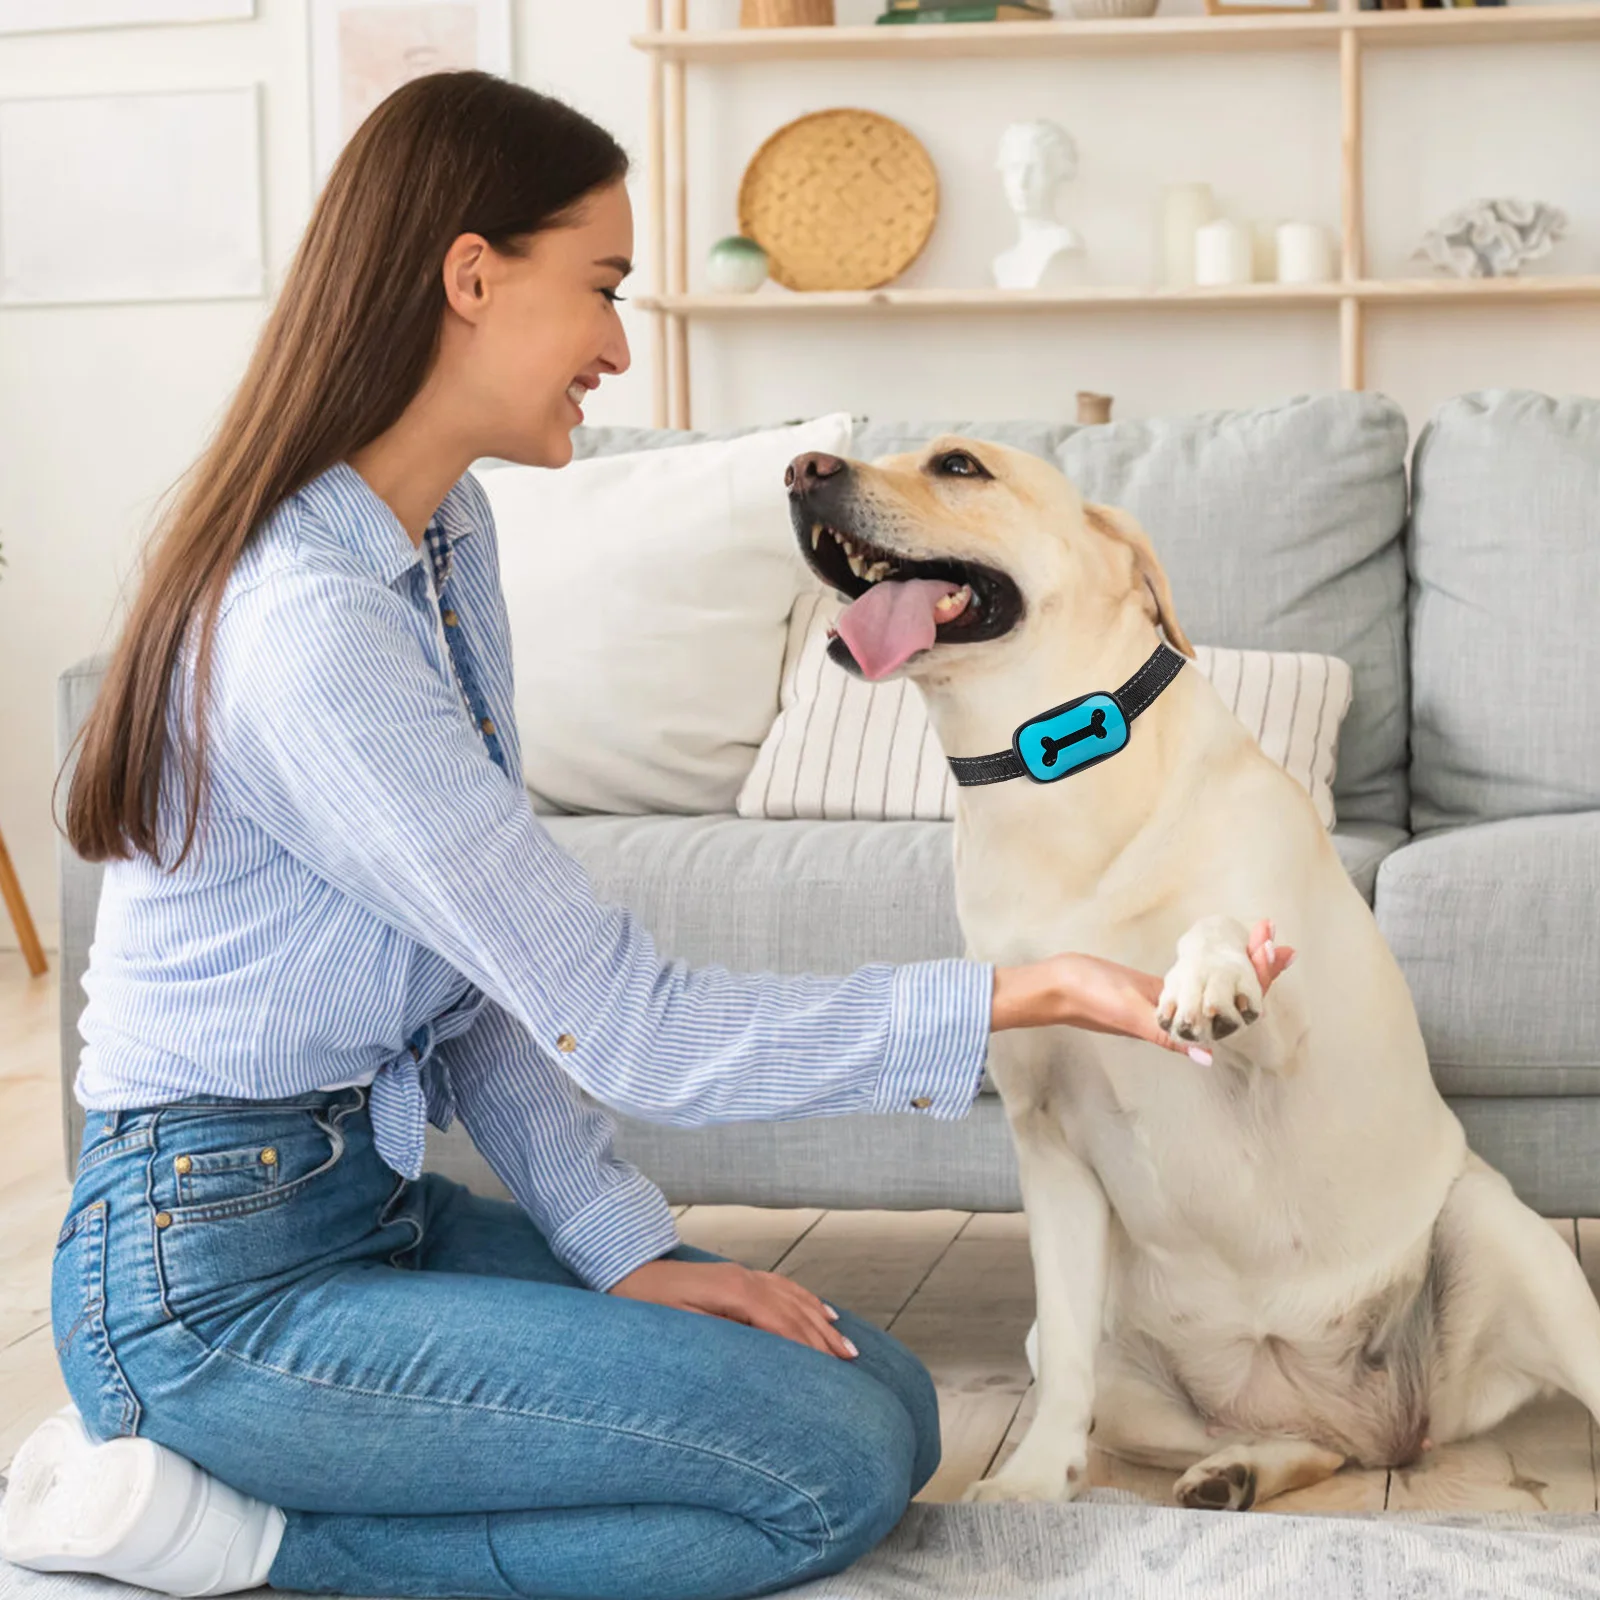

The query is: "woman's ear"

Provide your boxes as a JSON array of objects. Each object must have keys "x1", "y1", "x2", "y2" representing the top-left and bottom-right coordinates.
[
  {"x1": 442, "y1": 232, "x2": 492, "y2": 322},
  {"x1": 1083, "y1": 502, "x2": 1195, "y2": 658}
]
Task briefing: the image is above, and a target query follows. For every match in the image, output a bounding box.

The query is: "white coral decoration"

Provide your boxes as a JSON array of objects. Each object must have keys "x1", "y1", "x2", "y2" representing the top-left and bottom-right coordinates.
[{"x1": 1416, "y1": 198, "x2": 1567, "y2": 279}]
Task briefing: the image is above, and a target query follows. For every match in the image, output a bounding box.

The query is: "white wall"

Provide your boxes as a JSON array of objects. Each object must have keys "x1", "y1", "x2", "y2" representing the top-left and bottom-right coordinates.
[{"x1": 1, "y1": 0, "x2": 1596, "y2": 950}]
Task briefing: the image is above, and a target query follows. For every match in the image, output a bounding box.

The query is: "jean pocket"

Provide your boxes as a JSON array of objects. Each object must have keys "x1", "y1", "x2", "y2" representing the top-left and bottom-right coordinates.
[
  {"x1": 52, "y1": 1200, "x2": 141, "y2": 1438},
  {"x1": 152, "y1": 1096, "x2": 380, "y2": 1331},
  {"x1": 156, "y1": 1102, "x2": 351, "y2": 1224}
]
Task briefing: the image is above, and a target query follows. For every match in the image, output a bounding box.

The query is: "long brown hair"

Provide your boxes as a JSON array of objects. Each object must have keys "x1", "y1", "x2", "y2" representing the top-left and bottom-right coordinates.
[{"x1": 64, "y1": 71, "x2": 627, "y2": 868}]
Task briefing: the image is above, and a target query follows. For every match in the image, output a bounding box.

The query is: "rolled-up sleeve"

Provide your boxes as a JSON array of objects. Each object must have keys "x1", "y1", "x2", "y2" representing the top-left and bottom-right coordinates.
[{"x1": 211, "y1": 568, "x2": 994, "y2": 1133}]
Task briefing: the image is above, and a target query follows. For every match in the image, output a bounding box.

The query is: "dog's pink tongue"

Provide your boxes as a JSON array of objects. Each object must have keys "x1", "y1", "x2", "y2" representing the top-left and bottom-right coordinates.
[{"x1": 835, "y1": 578, "x2": 965, "y2": 681}]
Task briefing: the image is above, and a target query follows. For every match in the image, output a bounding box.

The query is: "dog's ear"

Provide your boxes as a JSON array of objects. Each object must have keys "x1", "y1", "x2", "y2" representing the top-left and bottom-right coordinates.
[{"x1": 1083, "y1": 503, "x2": 1195, "y2": 659}]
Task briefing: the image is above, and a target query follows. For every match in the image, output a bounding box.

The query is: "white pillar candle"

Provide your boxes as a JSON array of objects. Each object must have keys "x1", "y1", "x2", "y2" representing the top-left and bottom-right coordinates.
[
  {"x1": 1276, "y1": 221, "x2": 1335, "y2": 284},
  {"x1": 1251, "y1": 219, "x2": 1279, "y2": 282},
  {"x1": 1161, "y1": 183, "x2": 1215, "y2": 288},
  {"x1": 1194, "y1": 219, "x2": 1252, "y2": 286}
]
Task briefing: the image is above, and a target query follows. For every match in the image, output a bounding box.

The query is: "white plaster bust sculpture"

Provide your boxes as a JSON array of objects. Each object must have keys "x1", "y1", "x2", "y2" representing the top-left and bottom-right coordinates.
[{"x1": 991, "y1": 120, "x2": 1082, "y2": 290}]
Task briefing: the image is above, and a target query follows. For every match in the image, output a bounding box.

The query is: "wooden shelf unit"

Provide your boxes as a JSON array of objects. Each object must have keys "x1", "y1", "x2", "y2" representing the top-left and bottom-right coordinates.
[
  {"x1": 633, "y1": 5, "x2": 1600, "y2": 61},
  {"x1": 637, "y1": 276, "x2": 1600, "y2": 315},
  {"x1": 635, "y1": 1, "x2": 1600, "y2": 426}
]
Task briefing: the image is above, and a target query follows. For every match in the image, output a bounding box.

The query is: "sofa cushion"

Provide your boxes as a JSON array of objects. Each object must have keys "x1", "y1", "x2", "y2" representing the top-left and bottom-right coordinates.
[
  {"x1": 1375, "y1": 812, "x2": 1600, "y2": 1095},
  {"x1": 738, "y1": 585, "x2": 1356, "y2": 830},
  {"x1": 483, "y1": 413, "x2": 852, "y2": 816},
  {"x1": 1408, "y1": 390, "x2": 1600, "y2": 833}
]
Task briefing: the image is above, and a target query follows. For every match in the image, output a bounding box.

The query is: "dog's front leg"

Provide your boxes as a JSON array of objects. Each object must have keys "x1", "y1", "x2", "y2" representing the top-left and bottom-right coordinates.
[{"x1": 964, "y1": 1098, "x2": 1108, "y2": 1503}]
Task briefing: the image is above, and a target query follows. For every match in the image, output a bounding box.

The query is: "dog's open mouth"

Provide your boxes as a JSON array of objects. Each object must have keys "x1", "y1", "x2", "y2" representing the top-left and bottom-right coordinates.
[{"x1": 796, "y1": 517, "x2": 1024, "y2": 680}]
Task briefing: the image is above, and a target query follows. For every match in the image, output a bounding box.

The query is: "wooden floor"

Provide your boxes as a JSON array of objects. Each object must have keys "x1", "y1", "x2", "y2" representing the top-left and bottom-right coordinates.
[{"x1": 3, "y1": 952, "x2": 1597, "y2": 1512}]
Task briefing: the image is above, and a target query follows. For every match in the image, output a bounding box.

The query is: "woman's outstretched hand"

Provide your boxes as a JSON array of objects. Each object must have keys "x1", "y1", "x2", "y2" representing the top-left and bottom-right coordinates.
[
  {"x1": 990, "y1": 918, "x2": 1295, "y2": 1062},
  {"x1": 608, "y1": 1258, "x2": 858, "y2": 1360}
]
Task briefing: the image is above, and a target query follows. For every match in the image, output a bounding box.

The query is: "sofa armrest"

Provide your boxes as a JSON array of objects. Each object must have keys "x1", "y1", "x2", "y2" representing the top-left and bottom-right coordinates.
[{"x1": 57, "y1": 655, "x2": 109, "y2": 1180}]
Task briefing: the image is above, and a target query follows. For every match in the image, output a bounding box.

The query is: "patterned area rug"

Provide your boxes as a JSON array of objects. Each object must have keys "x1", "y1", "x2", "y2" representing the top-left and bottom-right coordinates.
[{"x1": 4, "y1": 1490, "x2": 1600, "y2": 1599}]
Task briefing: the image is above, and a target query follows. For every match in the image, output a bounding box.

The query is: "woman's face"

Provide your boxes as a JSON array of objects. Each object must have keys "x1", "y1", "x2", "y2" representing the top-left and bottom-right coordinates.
[{"x1": 453, "y1": 179, "x2": 634, "y2": 468}]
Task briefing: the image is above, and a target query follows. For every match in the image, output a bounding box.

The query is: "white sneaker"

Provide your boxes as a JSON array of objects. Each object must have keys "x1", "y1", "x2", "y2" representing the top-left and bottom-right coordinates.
[{"x1": 0, "y1": 1405, "x2": 284, "y2": 1596}]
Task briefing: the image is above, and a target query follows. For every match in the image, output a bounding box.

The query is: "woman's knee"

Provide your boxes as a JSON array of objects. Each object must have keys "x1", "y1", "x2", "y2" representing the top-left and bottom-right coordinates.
[
  {"x1": 834, "y1": 1316, "x2": 942, "y2": 1495},
  {"x1": 784, "y1": 1369, "x2": 921, "y2": 1581}
]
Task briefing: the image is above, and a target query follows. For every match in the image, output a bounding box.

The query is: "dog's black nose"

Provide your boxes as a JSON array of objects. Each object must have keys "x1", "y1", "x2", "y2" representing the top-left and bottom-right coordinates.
[{"x1": 785, "y1": 452, "x2": 847, "y2": 494}]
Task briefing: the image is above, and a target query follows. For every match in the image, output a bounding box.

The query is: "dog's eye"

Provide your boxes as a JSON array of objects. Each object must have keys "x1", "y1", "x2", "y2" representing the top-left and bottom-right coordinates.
[{"x1": 935, "y1": 451, "x2": 988, "y2": 479}]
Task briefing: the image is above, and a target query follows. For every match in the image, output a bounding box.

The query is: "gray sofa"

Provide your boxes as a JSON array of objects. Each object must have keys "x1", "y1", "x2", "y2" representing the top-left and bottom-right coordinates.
[{"x1": 56, "y1": 390, "x2": 1600, "y2": 1216}]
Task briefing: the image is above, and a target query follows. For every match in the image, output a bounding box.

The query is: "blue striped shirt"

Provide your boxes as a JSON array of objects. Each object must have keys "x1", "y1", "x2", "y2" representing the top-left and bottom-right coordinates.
[{"x1": 75, "y1": 459, "x2": 996, "y2": 1290}]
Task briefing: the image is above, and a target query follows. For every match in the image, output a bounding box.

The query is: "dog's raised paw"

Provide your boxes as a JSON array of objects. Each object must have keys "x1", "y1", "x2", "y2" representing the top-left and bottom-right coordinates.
[
  {"x1": 1175, "y1": 1458, "x2": 1257, "y2": 1512},
  {"x1": 1158, "y1": 917, "x2": 1265, "y2": 1049}
]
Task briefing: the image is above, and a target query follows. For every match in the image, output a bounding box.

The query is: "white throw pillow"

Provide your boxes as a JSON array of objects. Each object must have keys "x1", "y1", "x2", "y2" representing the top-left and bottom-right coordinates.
[
  {"x1": 485, "y1": 414, "x2": 852, "y2": 814},
  {"x1": 737, "y1": 589, "x2": 1355, "y2": 829}
]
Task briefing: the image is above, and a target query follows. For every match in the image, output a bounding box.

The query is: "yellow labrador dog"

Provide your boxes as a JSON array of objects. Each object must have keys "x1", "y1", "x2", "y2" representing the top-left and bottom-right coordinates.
[{"x1": 785, "y1": 437, "x2": 1600, "y2": 1511}]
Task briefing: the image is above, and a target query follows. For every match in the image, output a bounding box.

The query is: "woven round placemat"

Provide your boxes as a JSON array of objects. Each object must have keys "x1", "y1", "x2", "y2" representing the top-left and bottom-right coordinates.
[{"x1": 737, "y1": 109, "x2": 939, "y2": 292}]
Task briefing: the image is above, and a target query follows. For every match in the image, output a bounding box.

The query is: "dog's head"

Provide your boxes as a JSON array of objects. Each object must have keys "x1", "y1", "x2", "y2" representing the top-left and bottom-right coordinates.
[{"x1": 786, "y1": 435, "x2": 1192, "y2": 683}]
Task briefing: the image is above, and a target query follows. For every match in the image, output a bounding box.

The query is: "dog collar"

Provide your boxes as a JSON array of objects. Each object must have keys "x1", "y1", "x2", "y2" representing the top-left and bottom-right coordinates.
[{"x1": 946, "y1": 642, "x2": 1188, "y2": 787}]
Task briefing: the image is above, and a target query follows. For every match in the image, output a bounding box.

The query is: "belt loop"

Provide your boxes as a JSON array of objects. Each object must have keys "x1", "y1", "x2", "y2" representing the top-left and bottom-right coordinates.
[{"x1": 101, "y1": 1108, "x2": 123, "y2": 1137}]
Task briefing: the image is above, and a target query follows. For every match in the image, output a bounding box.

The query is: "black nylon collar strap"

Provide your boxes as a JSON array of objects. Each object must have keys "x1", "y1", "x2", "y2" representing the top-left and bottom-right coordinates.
[{"x1": 947, "y1": 642, "x2": 1188, "y2": 788}]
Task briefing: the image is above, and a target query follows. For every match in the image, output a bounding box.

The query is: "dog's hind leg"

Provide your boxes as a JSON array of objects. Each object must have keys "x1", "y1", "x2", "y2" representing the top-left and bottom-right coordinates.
[
  {"x1": 1091, "y1": 1346, "x2": 1214, "y2": 1470},
  {"x1": 964, "y1": 1106, "x2": 1109, "y2": 1504},
  {"x1": 1426, "y1": 1153, "x2": 1600, "y2": 1445},
  {"x1": 1092, "y1": 1345, "x2": 1347, "y2": 1509}
]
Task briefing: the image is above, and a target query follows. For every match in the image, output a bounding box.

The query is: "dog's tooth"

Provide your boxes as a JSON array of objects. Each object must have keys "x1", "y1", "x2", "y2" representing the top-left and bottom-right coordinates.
[{"x1": 811, "y1": 523, "x2": 822, "y2": 550}]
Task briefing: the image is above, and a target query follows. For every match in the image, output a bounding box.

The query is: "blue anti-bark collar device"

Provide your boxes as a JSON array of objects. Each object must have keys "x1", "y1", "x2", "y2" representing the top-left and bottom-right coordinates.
[{"x1": 946, "y1": 642, "x2": 1188, "y2": 787}]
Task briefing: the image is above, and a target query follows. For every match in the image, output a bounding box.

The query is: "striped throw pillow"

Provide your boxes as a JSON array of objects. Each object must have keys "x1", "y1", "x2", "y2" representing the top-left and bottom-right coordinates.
[{"x1": 736, "y1": 589, "x2": 1355, "y2": 828}]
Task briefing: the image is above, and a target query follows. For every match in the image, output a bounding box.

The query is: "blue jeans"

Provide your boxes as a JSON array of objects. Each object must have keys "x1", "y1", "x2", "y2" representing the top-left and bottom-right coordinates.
[{"x1": 52, "y1": 1088, "x2": 941, "y2": 1600}]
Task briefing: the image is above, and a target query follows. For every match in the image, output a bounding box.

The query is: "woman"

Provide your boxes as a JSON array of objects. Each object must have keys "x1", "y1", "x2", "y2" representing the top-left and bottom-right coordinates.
[{"x1": 1, "y1": 74, "x2": 1288, "y2": 1600}]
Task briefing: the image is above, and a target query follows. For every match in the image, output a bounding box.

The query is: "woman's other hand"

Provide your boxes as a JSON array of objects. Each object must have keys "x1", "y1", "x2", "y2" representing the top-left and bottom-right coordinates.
[{"x1": 609, "y1": 1258, "x2": 858, "y2": 1360}]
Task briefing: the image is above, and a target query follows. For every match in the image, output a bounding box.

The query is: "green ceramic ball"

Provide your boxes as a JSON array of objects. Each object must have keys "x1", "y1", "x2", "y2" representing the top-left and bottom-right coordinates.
[{"x1": 707, "y1": 235, "x2": 769, "y2": 294}]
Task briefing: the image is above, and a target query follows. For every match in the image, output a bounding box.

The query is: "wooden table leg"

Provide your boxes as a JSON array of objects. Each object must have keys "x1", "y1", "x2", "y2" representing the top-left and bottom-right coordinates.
[{"x1": 0, "y1": 824, "x2": 48, "y2": 977}]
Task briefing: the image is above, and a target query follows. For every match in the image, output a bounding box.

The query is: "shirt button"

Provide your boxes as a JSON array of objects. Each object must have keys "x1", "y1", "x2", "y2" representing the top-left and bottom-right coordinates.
[
  {"x1": 154, "y1": 1211, "x2": 173, "y2": 1229},
  {"x1": 442, "y1": 609, "x2": 459, "y2": 627},
  {"x1": 260, "y1": 1147, "x2": 278, "y2": 1166},
  {"x1": 910, "y1": 1096, "x2": 933, "y2": 1110},
  {"x1": 556, "y1": 1032, "x2": 577, "y2": 1053},
  {"x1": 480, "y1": 717, "x2": 496, "y2": 737},
  {"x1": 173, "y1": 1155, "x2": 193, "y2": 1175}
]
